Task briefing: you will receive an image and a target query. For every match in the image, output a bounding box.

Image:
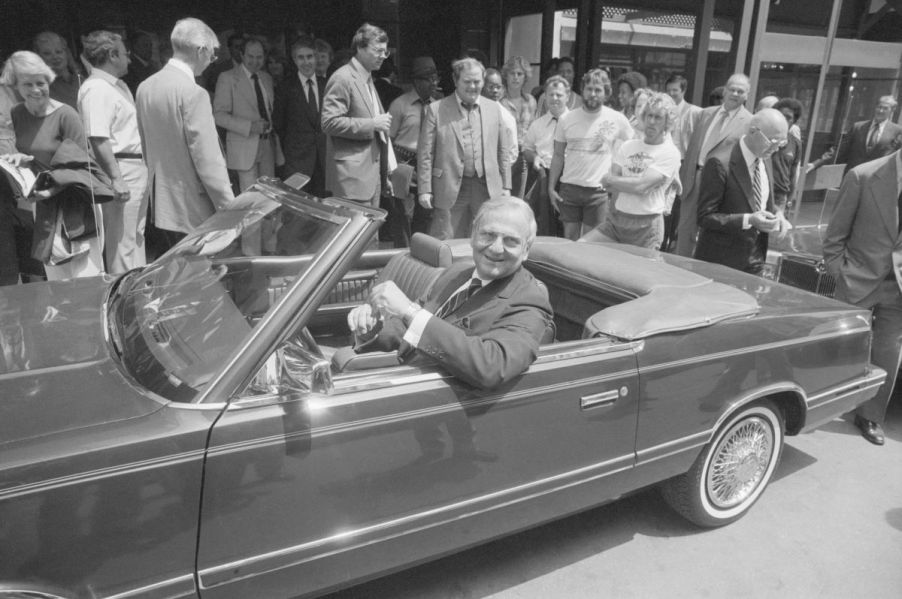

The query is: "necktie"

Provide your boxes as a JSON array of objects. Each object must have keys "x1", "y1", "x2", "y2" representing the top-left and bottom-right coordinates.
[
  {"x1": 436, "y1": 278, "x2": 482, "y2": 319},
  {"x1": 752, "y1": 158, "x2": 763, "y2": 211},
  {"x1": 867, "y1": 121, "x2": 880, "y2": 152},
  {"x1": 306, "y1": 78, "x2": 318, "y2": 113},
  {"x1": 251, "y1": 73, "x2": 269, "y2": 121}
]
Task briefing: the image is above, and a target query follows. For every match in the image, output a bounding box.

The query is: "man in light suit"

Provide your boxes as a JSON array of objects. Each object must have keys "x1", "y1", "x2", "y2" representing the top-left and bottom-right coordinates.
[
  {"x1": 417, "y1": 57, "x2": 512, "y2": 240},
  {"x1": 695, "y1": 109, "x2": 789, "y2": 275},
  {"x1": 676, "y1": 73, "x2": 752, "y2": 257},
  {"x1": 272, "y1": 36, "x2": 326, "y2": 196},
  {"x1": 835, "y1": 95, "x2": 902, "y2": 175},
  {"x1": 136, "y1": 17, "x2": 234, "y2": 256},
  {"x1": 321, "y1": 23, "x2": 394, "y2": 206},
  {"x1": 348, "y1": 197, "x2": 552, "y2": 391},
  {"x1": 824, "y1": 149, "x2": 902, "y2": 446},
  {"x1": 213, "y1": 38, "x2": 276, "y2": 193}
]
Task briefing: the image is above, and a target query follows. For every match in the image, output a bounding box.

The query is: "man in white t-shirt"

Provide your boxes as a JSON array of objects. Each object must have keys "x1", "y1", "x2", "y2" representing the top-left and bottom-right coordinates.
[
  {"x1": 547, "y1": 68, "x2": 632, "y2": 240},
  {"x1": 582, "y1": 92, "x2": 681, "y2": 250}
]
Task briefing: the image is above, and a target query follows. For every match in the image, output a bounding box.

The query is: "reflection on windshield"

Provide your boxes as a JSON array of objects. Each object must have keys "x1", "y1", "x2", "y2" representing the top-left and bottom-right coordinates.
[{"x1": 110, "y1": 196, "x2": 345, "y2": 402}]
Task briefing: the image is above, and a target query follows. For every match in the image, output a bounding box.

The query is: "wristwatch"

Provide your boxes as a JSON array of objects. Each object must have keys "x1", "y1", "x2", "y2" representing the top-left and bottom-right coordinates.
[{"x1": 402, "y1": 302, "x2": 422, "y2": 327}]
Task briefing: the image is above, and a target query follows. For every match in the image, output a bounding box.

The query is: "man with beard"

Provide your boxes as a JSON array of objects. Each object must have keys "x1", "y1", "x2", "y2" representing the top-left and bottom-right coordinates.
[{"x1": 547, "y1": 68, "x2": 632, "y2": 240}]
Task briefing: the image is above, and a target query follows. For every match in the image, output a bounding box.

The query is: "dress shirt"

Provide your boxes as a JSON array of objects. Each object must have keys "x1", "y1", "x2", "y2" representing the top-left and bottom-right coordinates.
[
  {"x1": 78, "y1": 68, "x2": 142, "y2": 156},
  {"x1": 242, "y1": 65, "x2": 270, "y2": 118},
  {"x1": 298, "y1": 72, "x2": 319, "y2": 110},
  {"x1": 402, "y1": 269, "x2": 492, "y2": 347},
  {"x1": 698, "y1": 104, "x2": 743, "y2": 166},
  {"x1": 167, "y1": 58, "x2": 196, "y2": 82},
  {"x1": 455, "y1": 93, "x2": 484, "y2": 178},
  {"x1": 389, "y1": 89, "x2": 427, "y2": 151},
  {"x1": 523, "y1": 110, "x2": 566, "y2": 165},
  {"x1": 739, "y1": 137, "x2": 770, "y2": 229}
]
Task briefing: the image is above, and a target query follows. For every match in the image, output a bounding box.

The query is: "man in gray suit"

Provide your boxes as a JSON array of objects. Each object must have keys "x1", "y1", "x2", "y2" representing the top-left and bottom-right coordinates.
[
  {"x1": 321, "y1": 23, "x2": 394, "y2": 206},
  {"x1": 213, "y1": 38, "x2": 277, "y2": 193},
  {"x1": 824, "y1": 149, "x2": 902, "y2": 446},
  {"x1": 835, "y1": 95, "x2": 902, "y2": 175},
  {"x1": 417, "y1": 57, "x2": 512, "y2": 239},
  {"x1": 676, "y1": 73, "x2": 752, "y2": 257},
  {"x1": 136, "y1": 17, "x2": 234, "y2": 255}
]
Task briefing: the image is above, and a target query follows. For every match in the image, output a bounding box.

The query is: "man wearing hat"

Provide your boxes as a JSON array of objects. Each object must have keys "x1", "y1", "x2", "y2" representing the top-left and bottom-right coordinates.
[{"x1": 389, "y1": 55, "x2": 442, "y2": 235}]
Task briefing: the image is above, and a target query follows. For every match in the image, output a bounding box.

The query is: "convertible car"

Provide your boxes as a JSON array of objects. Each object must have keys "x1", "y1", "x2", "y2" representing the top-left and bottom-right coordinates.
[{"x1": 0, "y1": 181, "x2": 885, "y2": 599}]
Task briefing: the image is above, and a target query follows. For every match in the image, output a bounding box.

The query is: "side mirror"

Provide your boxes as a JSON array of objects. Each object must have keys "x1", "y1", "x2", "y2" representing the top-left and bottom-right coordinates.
[{"x1": 243, "y1": 327, "x2": 333, "y2": 397}]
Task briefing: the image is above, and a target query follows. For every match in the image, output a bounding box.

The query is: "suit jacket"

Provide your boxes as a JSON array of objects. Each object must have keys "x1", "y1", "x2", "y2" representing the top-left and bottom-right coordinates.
[
  {"x1": 272, "y1": 73, "x2": 326, "y2": 181},
  {"x1": 417, "y1": 95, "x2": 512, "y2": 209},
  {"x1": 213, "y1": 65, "x2": 275, "y2": 171},
  {"x1": 835, "y1": 119, "x2": 902, "y2": 174},
  {"x1": 695, "y1": 142, "x2": 775, "y2": 274},
  {"x1": 321, "y1": 58, "x2": 387, "y2": 201},
  {"x1": 824, "y1": 151, "x2": 902, "y2": 305},
  {"x1": 676, "y1": 104, "x2": 752, "y2": 257},
  {"x1": 123, "y1": 55, "x2": 158, "y2": 96},
  {"x1": 361, "y1": 262, "x2": 552, "y2": 390},
  {"x1": 136, "y1": 62, "x2": 234, "y2": 234}
]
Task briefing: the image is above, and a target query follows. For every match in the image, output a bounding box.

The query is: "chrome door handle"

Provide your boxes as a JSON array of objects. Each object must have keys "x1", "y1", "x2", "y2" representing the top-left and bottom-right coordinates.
[{"x1": 580, "y1": 388, "x2": 621, "y2": 410}]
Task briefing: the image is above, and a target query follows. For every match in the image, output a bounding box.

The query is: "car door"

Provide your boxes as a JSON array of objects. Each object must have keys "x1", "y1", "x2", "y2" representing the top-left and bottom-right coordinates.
[{"x1": 194, "y1": 337, "x2": 640, "y2": 598}]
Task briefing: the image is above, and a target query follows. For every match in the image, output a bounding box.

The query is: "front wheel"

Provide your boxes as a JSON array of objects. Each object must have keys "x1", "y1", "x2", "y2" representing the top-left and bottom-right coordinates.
[{"x1": 661, "y1": 399, "x2": 785, "y2": 528}]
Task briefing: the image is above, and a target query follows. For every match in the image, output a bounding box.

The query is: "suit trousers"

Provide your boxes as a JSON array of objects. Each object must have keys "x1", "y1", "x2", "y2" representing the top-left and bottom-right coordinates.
[
  {"x1": 236, "y1": 137, "x2": 276, "y2": 193},
  {"x1": 430, "y1": 176, "x2": 490, "y2": 240},
  {"x1": 858, "y1": 279, "x2": 902, "y2": 423},
  {"x1": 102, "y1": 159, "x2": 148, "y2": 274}
]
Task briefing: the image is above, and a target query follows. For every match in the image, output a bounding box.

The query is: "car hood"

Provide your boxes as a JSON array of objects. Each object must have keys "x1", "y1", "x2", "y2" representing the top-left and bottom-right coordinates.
[{"x1": 0, "y1": 276, "x2": 161, "y2": 445}]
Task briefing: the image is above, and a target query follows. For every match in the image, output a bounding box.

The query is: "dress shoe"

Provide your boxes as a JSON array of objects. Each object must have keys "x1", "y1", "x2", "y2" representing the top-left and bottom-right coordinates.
[{"x1": 854, "y1": 415, "x2": 885, "y2": 446}]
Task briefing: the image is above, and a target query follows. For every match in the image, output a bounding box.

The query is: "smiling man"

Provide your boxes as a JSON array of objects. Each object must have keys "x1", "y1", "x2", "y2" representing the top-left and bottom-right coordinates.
[
  {"x1": 347, "y1": 197, "x2": 552, "y2": 390},
  {"x1": 581, "y1": 92, "x2": 682, "y2": 249}
]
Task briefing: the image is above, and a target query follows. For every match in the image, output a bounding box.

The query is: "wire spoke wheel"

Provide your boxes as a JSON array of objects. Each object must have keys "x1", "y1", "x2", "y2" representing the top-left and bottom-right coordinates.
[{"x1": 706, "y1": 416, "x2": 774, "y2": 509}]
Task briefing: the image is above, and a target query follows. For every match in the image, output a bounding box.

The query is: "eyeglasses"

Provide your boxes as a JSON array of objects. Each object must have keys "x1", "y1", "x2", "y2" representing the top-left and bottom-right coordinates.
[
  {"x1": 755, "y1": 128, "x2": 788, "y2": 149},
  {"x1": 368, "y1": 45, "x2": 390, "y2": 58},
  {"x1": 198, "y1": 46, "x2": 219, "y2": 61}
]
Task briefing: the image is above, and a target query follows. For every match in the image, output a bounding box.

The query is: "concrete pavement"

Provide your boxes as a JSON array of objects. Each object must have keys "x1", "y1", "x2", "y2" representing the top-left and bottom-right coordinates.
[{"x1": 327, "y1": 398, "x2": 902, "y2": 599}]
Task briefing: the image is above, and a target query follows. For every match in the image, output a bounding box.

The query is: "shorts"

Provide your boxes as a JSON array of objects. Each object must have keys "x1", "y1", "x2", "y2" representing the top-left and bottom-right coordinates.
[
  {"x1": 595, "y1": 209, "x2": 664, "y2": 250},
  {"x1": 558, "y1": 182, "x2": 608, "y2": 228}
]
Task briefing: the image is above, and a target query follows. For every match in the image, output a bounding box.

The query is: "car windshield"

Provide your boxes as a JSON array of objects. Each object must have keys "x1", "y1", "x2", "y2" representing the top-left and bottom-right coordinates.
[{"x1": 107, "y1": 187, "x2": 352, "y2": 403}]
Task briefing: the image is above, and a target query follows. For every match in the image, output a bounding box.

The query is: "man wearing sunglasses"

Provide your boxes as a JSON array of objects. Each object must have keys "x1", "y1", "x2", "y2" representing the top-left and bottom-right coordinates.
[{"x1": 694, "y1": 108, "x2": 789, "y2": 275}]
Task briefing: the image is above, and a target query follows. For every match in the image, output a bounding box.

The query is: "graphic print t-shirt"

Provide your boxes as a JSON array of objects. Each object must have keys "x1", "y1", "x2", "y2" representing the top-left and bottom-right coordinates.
[
  {"x1": 554, "y1": 105, "x2": 632, "y2": 188},
  {"x1": 611, "y1": 137, "x2": 681, "y2": 215}
]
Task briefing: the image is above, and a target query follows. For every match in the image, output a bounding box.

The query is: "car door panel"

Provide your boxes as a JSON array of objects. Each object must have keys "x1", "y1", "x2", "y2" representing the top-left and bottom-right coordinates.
[{"x1": 196, "y1": 340, "x2": 640, "y2": 598}]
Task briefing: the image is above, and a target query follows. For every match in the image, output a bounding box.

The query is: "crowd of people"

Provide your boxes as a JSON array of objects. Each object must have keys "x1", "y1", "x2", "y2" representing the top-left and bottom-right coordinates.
[{"x1": 0, "y1": 17, "x2": 900, "y2": 444}]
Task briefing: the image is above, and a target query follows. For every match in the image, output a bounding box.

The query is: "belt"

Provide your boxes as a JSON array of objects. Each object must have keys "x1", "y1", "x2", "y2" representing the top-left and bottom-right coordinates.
[
  {"x1": 394, "y1": 146, "x2": 417, "y2": 165},
  {"x1": 696, "y1": 164, "x2": 704, "y2": 170},
  {"x1": 114, "y1": 152, "x2": 143, "y2": 160},
  {"x1": 260, "y1": 133, "x2": 270, "y2": 140}
]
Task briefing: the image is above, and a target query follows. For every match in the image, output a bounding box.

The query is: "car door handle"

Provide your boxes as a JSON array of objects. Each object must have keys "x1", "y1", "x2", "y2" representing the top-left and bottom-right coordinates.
[{"x1": 580, "y1": 388, "x2": 625, "y2": 410}]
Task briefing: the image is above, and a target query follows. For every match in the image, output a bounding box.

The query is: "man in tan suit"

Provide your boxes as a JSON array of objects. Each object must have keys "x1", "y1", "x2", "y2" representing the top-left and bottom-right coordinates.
[
  {"x1": 136, "y1": 17, "x2": 234, "y2": 256},
  {"x1": 676, "y1": 73, "x2": 752, "y2": 257},
  {"x1": 321, "y1": 23, "x2": 394, "y2": 206},
  {"x1": 824, "y1": 150, "x2": 902, "y2": 446},
  {"x1": 417, "y1": 57, "x2": 512, "y2": 239},
  {"x1": 213, "y1": 38, "x2": 276, "y2": 193}
]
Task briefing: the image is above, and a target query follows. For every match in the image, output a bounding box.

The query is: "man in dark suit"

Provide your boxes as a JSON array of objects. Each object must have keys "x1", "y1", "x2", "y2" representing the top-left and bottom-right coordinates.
[
  {"x1": 347, "y1": 197, "x2": 552, "y2": 391},
  {"x1": 676, "y1": 73, "x2": 753, "y2": 258},
  {"x1": 694, "y1": 108, "x2": 789, "y2": 275},
  {"x1": 417, "y1": 57, "x2": 512, "y2": 240},
  {"x1": 321, "y1": 22, "x2": 395, "y2": 207},
  {"x1": 823, "y1": 149, "x2": 902, "y2": 445},
  {"x1": 272, "y1": 36, "x2": 326, "y2": 196},
  {"x1": 122, "y1": 31, "x2": 158, "y2": 95},
  {"x1": 835, "y1": 95, "x2": 902, "y2": 175}
]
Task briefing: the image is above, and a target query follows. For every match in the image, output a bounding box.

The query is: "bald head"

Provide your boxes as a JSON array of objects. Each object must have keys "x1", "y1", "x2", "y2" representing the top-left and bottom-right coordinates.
[
  {"x1": 756, "y1": 95, "x2": 778, "y2": 111},
  {"x1": 722, "y1": 73, "x2": 750, "y2": 111},
  {"x1": 747, "y1": 108, "x2": 789, "y2": 157}
]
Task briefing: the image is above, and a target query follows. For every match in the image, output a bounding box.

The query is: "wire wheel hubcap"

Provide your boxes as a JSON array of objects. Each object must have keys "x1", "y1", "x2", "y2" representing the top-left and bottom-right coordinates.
[{"x1": 706, "y1": 416, "x2": 774, "y2": 509}]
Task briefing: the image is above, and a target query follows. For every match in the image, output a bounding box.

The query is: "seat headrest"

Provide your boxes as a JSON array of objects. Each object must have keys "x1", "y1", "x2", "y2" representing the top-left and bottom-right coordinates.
[{"x1": 409, "y1": 233, "x2": 452, "y2": 268}]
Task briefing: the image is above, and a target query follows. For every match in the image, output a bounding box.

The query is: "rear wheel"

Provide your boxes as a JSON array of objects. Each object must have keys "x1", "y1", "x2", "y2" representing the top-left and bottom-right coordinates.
[{"x1": 662, "y1": 399, "x2": 784, "y2": 527}]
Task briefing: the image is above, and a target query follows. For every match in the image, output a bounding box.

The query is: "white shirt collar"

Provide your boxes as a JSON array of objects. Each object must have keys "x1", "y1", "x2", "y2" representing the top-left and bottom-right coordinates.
[
  {"x1": 739, "y1": 136, "x2": 759, "y2": 169},
  {"x1": 88, "y1": 67, "x2": 120, "y2": 86},
  {"x1": 168, "y1": 58, "x2": 195, "y2": 80}
]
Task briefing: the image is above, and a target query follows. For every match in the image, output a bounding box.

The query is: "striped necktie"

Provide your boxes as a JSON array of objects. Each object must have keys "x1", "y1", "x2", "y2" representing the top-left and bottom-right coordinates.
[
  {"x1": 436, "y1": 278, "x2": 482, "y2": 319},
  {"x1": 752, "y1": 158, "x2": 763, "y2": 211}
]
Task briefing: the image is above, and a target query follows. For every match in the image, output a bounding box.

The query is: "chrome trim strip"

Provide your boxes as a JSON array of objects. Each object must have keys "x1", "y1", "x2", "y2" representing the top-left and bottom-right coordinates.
[
  {"x1": 639, "y1": 327, "x2": 872, "y2": 374},
  {"x1": 199, "y1": 452, "x2": 637, "y2": 587},
  {"x1": 635, "y1": 430, "x2": 710, "y2": 464},
  {"x1": 102, "y1": 574, "x2": 196, "y2": 599},
  {"x1": 0, "y1": 358, "x2": 107, "y2": 382},
  {"x1": 0, "y1": 450, "x2": 206, "y2": 500},
  {"x1": 805, "y1": 370, "x2": 885, "y2": 404}
]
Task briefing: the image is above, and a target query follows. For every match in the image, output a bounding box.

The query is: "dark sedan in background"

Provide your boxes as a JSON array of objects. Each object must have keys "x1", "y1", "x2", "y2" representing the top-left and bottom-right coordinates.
[{"x1": 0, "y1": 181, "x2": 884, "y2": 598}]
